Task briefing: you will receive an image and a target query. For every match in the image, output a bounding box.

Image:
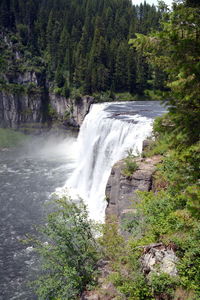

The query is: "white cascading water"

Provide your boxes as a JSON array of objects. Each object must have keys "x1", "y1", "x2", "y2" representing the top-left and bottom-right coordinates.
[{"x1": 61, "y1": 102, "x2": 155, "y2": 222}]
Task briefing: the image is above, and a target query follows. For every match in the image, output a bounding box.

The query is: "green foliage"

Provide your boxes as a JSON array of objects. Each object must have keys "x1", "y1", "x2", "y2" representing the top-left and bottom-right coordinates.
[
  {"x1": 150, "y1": 273, "x2": 179, "y2": 299},
  {"x1": 17, "y1": 24, "x2": 29, "y2": 45},
  {"x1": 115, "y1": 92, "x2": 134, "y2": 101},
  {"x1": 93, "y1": 91, "x2": 115, "y2": 103},
  {"x1": 177, "y1": 225, "x2": 200, "y2": 297},
  {"x1": 142, "y1": 135, "x2": 171, "y2": 157},
  {"x1": 0, "y1": 0, "x2": 163, "y2": 96},
  {"x1": 0, "y1": 128, "x2": 27, "y2": 148},
  {"x1": 62, "y1": 82, "x2": 71, "y2": 98},
  {"x1": 130, "y1": 3, "x2": 200, "y2": 147},
  {"x1": 53, "y1": 87, "x2": 62, "y2": 96},
  {"x1": 70, "y1": 88, "x2": 82, "y2": 102},
  {"x1": 122, "y1": 150, "x2": 138, "y2": 177},
  {"x1": 186, "y1": 185, "x2": 200, "y2": 219},
  {"x1": 55, "y1": 69, "x2": 65, "y2": 88},
  {"x1": 144, "y1": 89, "x2": 163, "y2": 100},
  {"x1": 47, "y1": 104, "x2": 58, "y2": 119},
  {"x1": 98, "y1": 216, "x2": 125, "y2": 261},
  {"x1": 30, "y1": 197, "x2": 99, "y2": 300},
  {"x1": 1, "y1": 83, "x2": 26, "y2": 94},
  {"x1": 112, "y1": 137, "x2": 200, "y2": 298},
  {"x1": 114, "y1": 273, "x2": 153, "y2": 300}
]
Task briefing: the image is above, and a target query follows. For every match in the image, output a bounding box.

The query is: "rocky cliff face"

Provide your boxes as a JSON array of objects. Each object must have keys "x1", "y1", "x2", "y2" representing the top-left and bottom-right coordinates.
[
  {"x1": 105, "y1": 150, "x2": 178, "y2": 284},
  {"x1": 49, "y1": 94, "x2": 94, "y2": 127},
  {"x1": 0, "y1": 90, "x2": 93, "y2": 130},
  {"x1": 105, "y1": 155, "x2": 162, "y2": 223},
  {"x1": 1, "y1": 33, "x2": 94, "y2": 130},
  {"x1": 0, "y1": 91, "x2": 44, "y2": 128}
]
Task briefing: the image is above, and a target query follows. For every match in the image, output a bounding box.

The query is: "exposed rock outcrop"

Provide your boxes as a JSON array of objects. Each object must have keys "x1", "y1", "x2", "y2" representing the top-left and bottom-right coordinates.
[
  {"x1": 0, "y1": 91, "x2": 44, "y2": 128},
  {"x1": 105, "y1": 149, "x2": 178, "y2": 288},
  {"x1": 49, "y1": 94, "x2": 94, "y2": 127},
  {"x1": 105, "y1": 155, "x2": 162, "y2": 222},
  {"x1": 0, "y1": 90, "x2": 93, "y2": 130},
  {"x1": 141, "y1": 243, "x2": 178, "y2": 277}
]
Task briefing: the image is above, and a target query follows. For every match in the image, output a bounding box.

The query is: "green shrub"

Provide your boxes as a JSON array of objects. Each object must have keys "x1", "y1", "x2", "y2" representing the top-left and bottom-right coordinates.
[
  {"x1": 93, "y1": 91, "x2": 115, "y2": 103},
  {"x1": 17, "y1": 23, "x2": 29, "y2": 45},
  {"x1": 122, "y1": 150, "x2": 138, "y2": 177},
  {"x1": 70, "y1": 88, "x2": 82, "y2": 101},
  {"x1": 117, "y1": 274, "x2": 153, "y2": 300},
  {"x1": 98, "y1": 216, "x2": 125, "y2": 261},
  {"x1": 144, "y1": 89, "x2": 163, "y2": 100},
  {"x1": 30, "y1": 197, "x2": 99, "y2": 300},
  {"x1": 150, "y1": 273, "x2": 179, "y2": 299},
  {"x1": 142, "y1": 135, "x2": 172, "y2": 157},
  {"x1": 53, "y1": 87, "x2": 62, "y2": 96},
  {"x1": 186, "y1": 185, "x2": 200, "y2": 219}
]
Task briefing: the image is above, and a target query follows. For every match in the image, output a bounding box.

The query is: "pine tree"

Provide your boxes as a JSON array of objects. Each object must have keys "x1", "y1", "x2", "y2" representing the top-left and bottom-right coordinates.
[
  {"x1": 114, "y1": 41, "x2": 129, "y2": 91},
  {"x1": 131, "y1": 1, "x2": 200, "y2": 145}
]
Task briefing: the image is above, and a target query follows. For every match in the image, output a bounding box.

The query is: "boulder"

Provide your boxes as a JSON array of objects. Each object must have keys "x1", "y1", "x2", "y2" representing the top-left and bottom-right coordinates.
[{"x1": 141, "y1": 243, "x2": 178, "y2": 277}]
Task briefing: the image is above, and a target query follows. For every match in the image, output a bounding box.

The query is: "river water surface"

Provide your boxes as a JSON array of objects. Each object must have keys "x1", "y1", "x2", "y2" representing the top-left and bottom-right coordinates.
[{"x1": 0, "y1": 134, "x2": 77, "y2": 299}]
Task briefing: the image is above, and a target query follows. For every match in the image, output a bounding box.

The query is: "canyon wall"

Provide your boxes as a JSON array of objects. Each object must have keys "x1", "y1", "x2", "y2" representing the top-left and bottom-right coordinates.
[{"x1": 0, "y1": 90, "x2": 93, "y2": 130}]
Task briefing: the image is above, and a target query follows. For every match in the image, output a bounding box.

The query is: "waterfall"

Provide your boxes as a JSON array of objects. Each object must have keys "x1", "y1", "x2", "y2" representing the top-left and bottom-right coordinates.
[{"x1": 62, "y1": 101, "x2": 165, "y2": 222}]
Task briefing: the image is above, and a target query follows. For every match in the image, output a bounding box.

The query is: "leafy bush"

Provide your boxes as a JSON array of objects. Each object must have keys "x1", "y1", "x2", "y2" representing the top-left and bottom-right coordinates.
[
  {"x1": 53, "y1": 87, "x2": 62, "y2": 96},
  {"x1": 31, "y1": 197, "x2": 99, "y2": 300},
  {"x1": 93, "y1": 91, "x2": 115, "y2": 103},
  {"x1": 117, "y1": 274, "x2": 153, "y2": 300},
  {"x1": 142, "y1": 135, "x2": 170, "y2": 157},
  {"x1": 122, "y1": 150, "x2": 138, "y2": 177},
  {"x1": 144, "y1": 89, "x2": 163, "y2": 100},
  {"x1": 99, "y1": 216, "x2": 125, "y2": 261},
  {"x1": 150, "y1": 273, "x2": 179, "y2": 299},
  {"x1": 186, "y1": 185, "x2": 200, "y2": 219},
  {"x1": 3, "y1": 83, "x2": 26, "y2": 94},
  {"x1": 70, "y1": 88, "x2": 82, "y2": 101}
]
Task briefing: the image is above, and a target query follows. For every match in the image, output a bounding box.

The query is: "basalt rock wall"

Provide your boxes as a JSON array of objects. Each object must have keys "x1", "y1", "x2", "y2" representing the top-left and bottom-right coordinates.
[
  {"x1": 0, "y1": 91, "x2": 44, "y2": 128},
  {"x1": 0, "y1": 90, "x2": 93, "y2": 130},
  {"x1": 49, "y1": 94, "x2": 94, "y2": 128},
  {"x1": 105, "y1": 155, "x2": 162, "y2": 224}
]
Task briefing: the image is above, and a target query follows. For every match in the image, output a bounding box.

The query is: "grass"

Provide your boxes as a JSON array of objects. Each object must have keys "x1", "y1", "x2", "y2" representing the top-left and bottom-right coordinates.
[{"x1": 0, "y1": 128, "x2": 27, "y2": 148}]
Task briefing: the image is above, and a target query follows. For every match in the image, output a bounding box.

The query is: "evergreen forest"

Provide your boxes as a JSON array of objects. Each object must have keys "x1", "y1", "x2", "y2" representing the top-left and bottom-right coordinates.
[{"x1": 0, "y1": 0, "x2": 164, "y2": 97}]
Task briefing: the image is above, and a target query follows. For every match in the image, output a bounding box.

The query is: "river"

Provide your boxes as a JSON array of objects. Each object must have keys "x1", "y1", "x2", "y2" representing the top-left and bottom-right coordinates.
[
  {"x1": 0, "y1": 101, "x2": 166, "y2": 299},
  {"x1": 0, "y1": 134, "x2": 77, "y2": 299}
]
